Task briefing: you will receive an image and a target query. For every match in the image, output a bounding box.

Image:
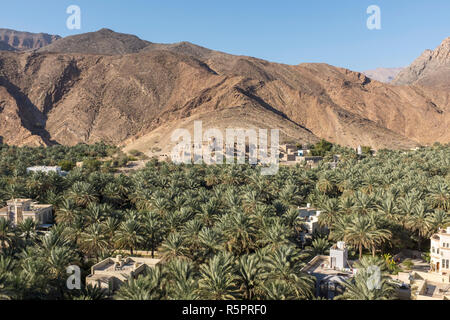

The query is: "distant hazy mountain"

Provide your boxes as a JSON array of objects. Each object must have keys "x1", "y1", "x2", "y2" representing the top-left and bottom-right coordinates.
[
  {"x1": 363, "y1": 68, "x2": 404, "y2": 83},
  {"x1": 393, "y1": 37, "x2": 450, "y2": 89},
  {"x1": 0, "y1": 28, "x2": 60, "y2": 51},
  {"x1": 0, "y1": 28, "x2": 449, "y2": 151}
]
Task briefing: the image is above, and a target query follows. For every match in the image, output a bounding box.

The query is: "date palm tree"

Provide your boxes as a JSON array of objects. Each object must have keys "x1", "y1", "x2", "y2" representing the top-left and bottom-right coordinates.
[
  {"x1": 142, "y1": 211, "x2": 164, "y2": 258},
  {"x1": 101, "y1": 217, "x2": 121, "y2": 249},
  {"x1": 68, "y1": 181, "x2": 98, "y2": 207},
  {"x1": 336, "y1": 257, "x2": 396, "y2": 300},
  {"x1": 0, "y1": 218, "x2": 15, "y2": 248},
  {"x1": 80, "y1": 223, "x2": 108, "y2": 262},
  {"x1": 305, "y1": 237, "x2": 330, "y2": 258},
  {"x1": 425, "y1": 209, "x2": 450, "y2": 235},
  {"x1": 72, "y1": 285, "x2": 106, "y2": 300},
  {"x1": 344, "y1": 215, "x2": 377, "y2": 259},
  {"x1": 160, "y1": 232, "x2": 188, "y2": 262},
  {"x1": 46, "y1": 246, "x2": 78, "y2": 298},
  {"x1": 115, "y1": 219, "x2": 144, "y2": 255},
  {"x1": 55, "y1": 199, "x2": 79, "y2": 225},
  {"x1": 163, "y1": 259, "x2": 199, "y2": 300},
  {"x1": 263, "y1": 245, "x2": 315, "y2": 299},
  {"x1": 220, "y1": 211, "x2": 257, "y2": 255},
  {"x1": 428, "y1": 182, "x2": 449, "y2": 211},
  {"x1": 236, "y1": 254, "x2": 264, "y2": 300},
  {"x1": 115, "y1": 267, "x2": 164, "y2": 300},
  {"x1": 261, "y1": 280, "x2": 296, "y2": 300},
  {"x1": 197, "y1": 252, "x2": 238, "y2": 300},
  {"x1": 17, "y1": 218, "x2": 38, "y2": 244},
  {"x1": 257, "y1": 219, "x2": 291, "y2": 252},
  {"x1": 377, "y1": 196, "x2": 399, "y2": 223},
  {"x1": 405, "y1": 201, "x2": 430, "y2": 250},
  {"x1": 318, "y1": 198, "x2": 341, "y2": 229}
]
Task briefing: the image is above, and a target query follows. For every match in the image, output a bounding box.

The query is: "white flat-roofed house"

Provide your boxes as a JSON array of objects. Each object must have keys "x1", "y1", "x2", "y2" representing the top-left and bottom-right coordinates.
[
  {"x1": 298, "y1": 204, "x2": 327, "y2": 241},
  {"x1": 301, "y1": 242, "x2": 354, "y2": 299},
  {"x1": 330, "y1": 241, "x2": 349, "y2": 270},
  {"x1": 26, "y1": 166, "x2": 67, "y2": 176},
  {"x1": 0, "y1": 199, "x2": 53, "y2": 226},
  {"x1": 430, "y1": 227, "x2": 450, "y2": 276}
]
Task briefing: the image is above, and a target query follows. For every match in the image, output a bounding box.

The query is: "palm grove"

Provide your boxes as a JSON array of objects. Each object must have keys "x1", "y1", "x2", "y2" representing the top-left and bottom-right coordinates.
[{"x1": 0, "y1": 141, "x2": 449, "y2": 300}]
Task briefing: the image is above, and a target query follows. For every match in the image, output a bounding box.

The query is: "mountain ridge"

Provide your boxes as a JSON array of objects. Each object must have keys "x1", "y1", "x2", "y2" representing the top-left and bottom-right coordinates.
[
  {"x1": 0, "y1": 28, "x2": 61, "y2": 51},
  {"x1": 393, "y1": 37, "x2": 450, "y2": 89},
  {"x1": 0, "y1": 28, "x2": 449, "y2": 153}
]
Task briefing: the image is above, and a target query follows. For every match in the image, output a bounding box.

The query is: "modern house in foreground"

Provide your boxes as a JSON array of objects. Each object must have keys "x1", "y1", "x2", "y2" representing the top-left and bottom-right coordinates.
[
  {"x1": 430, "y1": 227, "x2": 450, "y2": 275},
  {"x1": 0, "y1": 199, "x2": 53, "y2": 226},
  {"x1": 388, "y1": 230, "x2": 450, "y2": 300}
]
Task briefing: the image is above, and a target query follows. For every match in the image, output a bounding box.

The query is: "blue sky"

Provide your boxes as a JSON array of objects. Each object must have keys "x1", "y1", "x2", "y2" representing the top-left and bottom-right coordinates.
[{"x1": 1, "y1": 0, "x2": 449, "y2": 71}]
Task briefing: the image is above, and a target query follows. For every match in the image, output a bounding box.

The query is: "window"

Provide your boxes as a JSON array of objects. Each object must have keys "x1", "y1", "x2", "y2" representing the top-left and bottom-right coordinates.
[{"x1": 432, "y1": 247, "x2": 435, "y2": 253}]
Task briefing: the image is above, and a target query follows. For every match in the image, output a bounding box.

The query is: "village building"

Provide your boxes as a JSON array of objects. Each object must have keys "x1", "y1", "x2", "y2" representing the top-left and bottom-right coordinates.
[
  {"x1": 430, "y1": 227, "x2": 450, "y2": 275},
  {"x1": 298, "y1": 204, "x2": 327, "y2": 242},
  {"x1": 386, "y1": 231, "x2": 450, "y2": 300},
  {"x1": 0, "y1": 199, "x2": 53, "y2": 226},
  {"x1": 26, "y1": 166, "x2": 67, "y2": 176},
  {"x1": 86, "y1": 255, "x2": 161, "y2": 294},
  {"x1": 302, "y1": 242, "x2": 355, "y2": 299}
]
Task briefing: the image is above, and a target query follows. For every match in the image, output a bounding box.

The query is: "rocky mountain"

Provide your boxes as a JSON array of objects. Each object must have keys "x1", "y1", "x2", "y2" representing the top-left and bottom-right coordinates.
[
  {"x1": 38, "y1": 28, "x2": 151, "y2": 55},
  {"x1": 0, "y1": 29, "x2": 449, "y2": 153},
  {"x1": 363, "y1": 68, "x2": 403, "y2": 83},
  {"x1": 0, "y1": 28, "x2": 60, "y2": 51},
  {"x1": 393, "y1": 37, "x2": 450, "y2": 89}
]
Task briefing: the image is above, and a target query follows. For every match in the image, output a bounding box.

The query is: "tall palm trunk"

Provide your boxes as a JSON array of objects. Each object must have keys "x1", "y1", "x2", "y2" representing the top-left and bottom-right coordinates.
[{"x1": 359, "y1": 244, "x2": 363, "y2": 259}]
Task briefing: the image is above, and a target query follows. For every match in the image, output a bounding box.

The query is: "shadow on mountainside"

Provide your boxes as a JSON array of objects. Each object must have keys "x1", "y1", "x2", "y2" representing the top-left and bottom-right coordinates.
[{"x1": 0, "y1": 76, "x2": 58, "y2": 145}]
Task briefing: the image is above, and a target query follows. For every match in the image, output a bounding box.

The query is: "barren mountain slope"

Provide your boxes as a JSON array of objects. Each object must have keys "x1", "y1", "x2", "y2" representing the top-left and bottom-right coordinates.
[
  {"x1": 38, "y1": 28, "x2": 151, "y2": 55},
  {"x1": 0, "y1": 28, "x2": 60, "y2": 51},
  {"x1": 0, "y1": 29, "x2": 449, "y2": 152}
]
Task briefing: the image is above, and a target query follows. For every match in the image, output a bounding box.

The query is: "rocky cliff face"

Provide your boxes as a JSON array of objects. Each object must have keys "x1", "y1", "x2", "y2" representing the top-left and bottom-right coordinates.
[
  {"x1": 0, "y1": 29, "x2": 449, "y2": 152},
  {"x1": 0, "y1": 29, "x2": 60, "y2": 52},
  {"x1": 393, "y1": 37, "x2": 450, "y2": 89}
]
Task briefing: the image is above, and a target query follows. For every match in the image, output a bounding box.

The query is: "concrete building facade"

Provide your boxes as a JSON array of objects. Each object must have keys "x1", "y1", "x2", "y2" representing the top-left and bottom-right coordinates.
[
  {"x1": 330, "y1": 241, "x2": 349, "y2": 270},
  {"x1": 430, "y1": 227, "x2": 450, "y2": 275}
]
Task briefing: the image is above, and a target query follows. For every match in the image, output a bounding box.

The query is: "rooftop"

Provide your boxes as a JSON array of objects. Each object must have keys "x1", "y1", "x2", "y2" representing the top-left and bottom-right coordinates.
[
  {"x1": 420, "y1": 281, "x2": 450, "y2": 299},
  {"x1": 302, "y1": 255, "x2": 355, "y2": 280},
  {"x1": 431, "y1": 227, "x2": 450, "y2": 240},
  {"x1": 91, "y1": 256, "x2": 160, "y2": 276}
]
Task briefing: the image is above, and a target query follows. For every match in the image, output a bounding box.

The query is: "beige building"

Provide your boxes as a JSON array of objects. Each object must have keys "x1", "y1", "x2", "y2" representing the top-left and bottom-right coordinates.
[
  {"x1": 0, "y1": 199, "x2": 52, "y2": 226},
  {"x1": 430, "y1": 227, "x2": 450, "y2": 275},
  {"x1": 86, "y1": 255, "x2": 161, "y2": 294},
  {"x1": 298, "y1": 204, "x2": 327, "y2": 241},
  {"x1": 394, "y1": 229, "x2": 450, "y2": 300}
]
